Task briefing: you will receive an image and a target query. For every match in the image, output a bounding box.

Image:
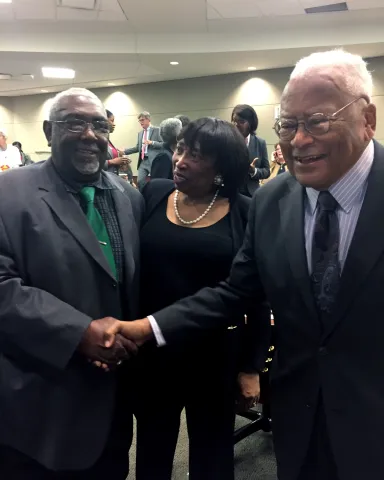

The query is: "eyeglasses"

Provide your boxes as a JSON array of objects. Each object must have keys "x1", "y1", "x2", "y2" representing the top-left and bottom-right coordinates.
[
  {"x1": 273, "y1": 97, "x2": 366, "y2": 141},
  {"x1": 51, "y1": 119, "x2": 110, "y2": 135}
]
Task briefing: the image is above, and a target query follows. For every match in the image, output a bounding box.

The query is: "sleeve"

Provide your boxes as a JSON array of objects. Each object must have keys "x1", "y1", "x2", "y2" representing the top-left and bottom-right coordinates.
[
  {"x1": 152, "y1": 196, "x2": 268, "y2": 345},
  {"x1": 0, "y1": 212, "x2": 92, "y2": 371},
  {"x1": 150, "y1": 153, "x2": 171, "y2": 179},
  {"x1": 254, "y1": 139, "x2": 270, "y2": 181},
  {"x1": 124, "y1": 134, "x2": 140, "y2": 155}
]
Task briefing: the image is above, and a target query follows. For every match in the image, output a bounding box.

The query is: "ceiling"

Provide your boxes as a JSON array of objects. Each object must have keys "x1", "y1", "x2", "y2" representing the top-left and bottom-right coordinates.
[{"x1": 0, "y1": 0, "x2": 384, "y2": 96}]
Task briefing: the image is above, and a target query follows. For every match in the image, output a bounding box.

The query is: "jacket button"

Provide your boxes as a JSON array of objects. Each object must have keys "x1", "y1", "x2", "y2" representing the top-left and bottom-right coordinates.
[
  {"x1": 306, "y1": 404, "x2": 311, "y2": 408},
  {"x1": 319, "y1": 346, "x2": 328, "y2": 356},
  {"x1": 112, "y1": 283, "x2": 117, "y2": 288}
]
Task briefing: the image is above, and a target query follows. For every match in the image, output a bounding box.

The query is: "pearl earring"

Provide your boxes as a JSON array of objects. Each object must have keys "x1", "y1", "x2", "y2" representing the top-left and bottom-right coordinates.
[{"x1": 214, "y1": 174, "x2": 224, "y2": 187}]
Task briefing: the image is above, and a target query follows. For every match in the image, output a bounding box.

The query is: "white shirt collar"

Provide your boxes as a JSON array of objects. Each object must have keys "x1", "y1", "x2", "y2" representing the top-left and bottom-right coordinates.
[{"x1": 306, "y1": 140, "x2": 374, "y2": 215}]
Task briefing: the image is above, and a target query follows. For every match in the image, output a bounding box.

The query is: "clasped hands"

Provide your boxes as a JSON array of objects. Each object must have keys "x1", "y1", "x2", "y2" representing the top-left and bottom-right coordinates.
[{"x1": 78, "y1": 317, "x2": 152, "y2": 371}]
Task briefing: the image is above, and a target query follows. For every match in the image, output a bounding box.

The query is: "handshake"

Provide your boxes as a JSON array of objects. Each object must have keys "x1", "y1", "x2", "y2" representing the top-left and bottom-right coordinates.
[{"x1": 78, "y1": 316, "x2": 154, "y2": 370}]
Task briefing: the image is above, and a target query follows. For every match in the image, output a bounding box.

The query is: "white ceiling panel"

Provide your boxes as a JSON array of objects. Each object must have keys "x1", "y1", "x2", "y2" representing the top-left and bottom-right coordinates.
[
  {"x1": 99, "y1": 0, "x2": 124, "y2": 13},
  {"x1": 15, "y1": 1, "x2": 56, "y2": 20},
  {"x1": 207, "y1": 4, "x2": 222, "y2": 20},
  {"x1": 97, "y1": 9, "x2": 126, "y2": 20},
  {"x1": 347, "y1": 0, "x2": 384, "y2": 10},
  {"x1": 210, "y1": 1, "x2": 263, "y2": 18},
  {"x1": 0, "y1": 4, "x2": 14, "y2": 21},
  {"x1": 257, "y1": 0, "x2": 304, "y2": 16},
  {"x1": 57, "y1": 6, "x2": 98, "y2": 19}
]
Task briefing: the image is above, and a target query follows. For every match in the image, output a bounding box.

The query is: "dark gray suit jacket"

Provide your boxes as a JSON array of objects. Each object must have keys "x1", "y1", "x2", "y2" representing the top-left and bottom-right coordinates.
[
  {"x1": 124, "y1": 126, "x2": 162, "y2": 170},
  {"x1": 241, "y1": 134, "x2": 270, "y2": 197},
  {"x1": 0, "y1": 159, "x2": 144, "y2": 470},
  {"x1": 151, "y1": 140, "x2": 384, "y2": 480}
]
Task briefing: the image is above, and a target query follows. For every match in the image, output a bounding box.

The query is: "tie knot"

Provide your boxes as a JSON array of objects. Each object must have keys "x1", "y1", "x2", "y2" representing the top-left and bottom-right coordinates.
[
  {"x1": 317, "y1": 191, "x2": 338, "y2": 212},
  {"x1": 79, "y1": 186, "x2": 96, "y2": 204}
]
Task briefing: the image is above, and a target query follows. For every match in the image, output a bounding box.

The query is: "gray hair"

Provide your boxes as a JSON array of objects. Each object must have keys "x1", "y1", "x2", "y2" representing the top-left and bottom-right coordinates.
[
  {"x1": 160, "y1": 117, "x2": 182, "y2": 144},
  {"x1": 138, "y1": 111, "x2": 151, "y2": 120},
  {"x1": 49, "y1": 87, "x2": 105, "y2": 120},
  {"x1": 0, "y1": 127, "x2": 7, "y2": 137},
  {"x1": 290, "y1": 49, "x2": 373, "y2": 101}
]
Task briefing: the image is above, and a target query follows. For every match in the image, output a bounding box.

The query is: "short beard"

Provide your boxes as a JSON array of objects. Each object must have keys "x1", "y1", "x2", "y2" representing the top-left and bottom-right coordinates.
[{"x1": 72, "y1": 157, "x2": 101, "y2": 175}]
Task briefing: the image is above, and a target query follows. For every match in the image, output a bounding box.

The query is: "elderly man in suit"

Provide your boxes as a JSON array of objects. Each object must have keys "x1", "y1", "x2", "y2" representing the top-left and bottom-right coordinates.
[
  {"x1": 124, "y1": 111, "x2": 162, "y2": 190},
  {"x1": 0, "y1": 87, "x2": 144, "y2": 479},
  {"x1": 106, "y1": 50, "x2": 383, "y2": 480}
]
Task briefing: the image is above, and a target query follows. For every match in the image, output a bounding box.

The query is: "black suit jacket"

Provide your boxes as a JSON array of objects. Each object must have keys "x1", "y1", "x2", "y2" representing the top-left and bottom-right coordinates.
[
  {"x1": 151, "y1": 140, "x2": 384, "y2": 480},
  {"x1": 150, "y1": 145, "x2": 173, "y2": 181},
  {"x1": 241, "y1": 134, "x2": 270, "y2": 197},
  {"x1": 0, "y1": 160, "x2": 144, "y2": 470}
]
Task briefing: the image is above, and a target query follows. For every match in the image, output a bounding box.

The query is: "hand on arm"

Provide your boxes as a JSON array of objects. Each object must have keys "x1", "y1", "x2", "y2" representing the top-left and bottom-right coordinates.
[{"x1": 249, "y1": 158, "x2": 258, "y2": 177}]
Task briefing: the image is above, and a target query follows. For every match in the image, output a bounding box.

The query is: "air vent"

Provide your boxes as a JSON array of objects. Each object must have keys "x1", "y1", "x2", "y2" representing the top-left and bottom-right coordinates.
[
  {"x1": 305, "y1": 2, "x2": 348, "y2": 14},
  {"x1": 57, "y1": 0, "x2": 97, "y2": 10}
]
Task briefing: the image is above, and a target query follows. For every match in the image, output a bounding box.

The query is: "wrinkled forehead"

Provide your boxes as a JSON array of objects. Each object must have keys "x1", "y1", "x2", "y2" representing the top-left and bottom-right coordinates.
[
  {"x1": 281, "y1": 72, "x2": 350, "y2": 117},
  {"x1": 55, "y1": 94, "x2": 106, "y2": 119}
]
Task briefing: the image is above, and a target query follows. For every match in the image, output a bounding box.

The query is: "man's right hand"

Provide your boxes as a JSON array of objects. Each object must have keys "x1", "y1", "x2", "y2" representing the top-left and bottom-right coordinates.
[
  {"x1": 108, "y1": 157, "x2": 129, "y2": 166},
  {"x1": 78, "y1": 317, "x2": 138, "y2": 365}
]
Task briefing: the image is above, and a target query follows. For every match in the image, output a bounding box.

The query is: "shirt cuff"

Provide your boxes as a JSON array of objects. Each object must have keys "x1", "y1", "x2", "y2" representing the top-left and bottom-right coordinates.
[
  {"x1": 250, "y1": 168, "x2": 258, "y2": 178},
  {"x1": 147, "y1": 315, "x2": 166, "y2": 347}
]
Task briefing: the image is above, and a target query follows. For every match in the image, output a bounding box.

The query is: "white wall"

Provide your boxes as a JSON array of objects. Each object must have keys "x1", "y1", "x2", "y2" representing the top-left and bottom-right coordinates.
[{"x1": 4, "y1": 56, "x2": 384, "y2": 173}]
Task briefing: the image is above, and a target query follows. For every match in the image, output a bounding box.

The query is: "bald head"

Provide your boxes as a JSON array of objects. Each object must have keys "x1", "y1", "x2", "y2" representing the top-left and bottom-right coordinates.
[{"x1": 49, "y1": 88, "x2": 105, "y2": 121}]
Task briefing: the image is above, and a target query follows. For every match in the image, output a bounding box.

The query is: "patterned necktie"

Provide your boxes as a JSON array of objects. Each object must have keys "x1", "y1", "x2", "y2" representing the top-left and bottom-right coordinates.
[
  {"x1": 311, "y1": 191, "x2": 340, "y2": 317},
  {"x1": 79, "y1": 186, "x2": 117, "y2": 279},
  {"x1": 141, "y1": 129, "x2": 148, "y2": 160}
]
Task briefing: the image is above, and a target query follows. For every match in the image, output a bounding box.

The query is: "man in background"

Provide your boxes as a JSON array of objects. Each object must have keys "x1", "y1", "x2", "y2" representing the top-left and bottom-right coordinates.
[
  {"x1": 0, "y1": 128, "x2": 21, "y2": 171},
  {"x1": 124, "y1": 111, "x2": 162, "y2": 190},
  {"x1": 0, "y1": 87, "x2": 143, "y2": 479}
]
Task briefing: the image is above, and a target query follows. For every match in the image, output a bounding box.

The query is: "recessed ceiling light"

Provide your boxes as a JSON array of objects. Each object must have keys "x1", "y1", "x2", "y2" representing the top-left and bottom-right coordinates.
[
  {"x1": 108, "y1": 83, "x2": 116, "y2": 86},
  {"x1": 170, "y1": 61, "x2": 179, "y2": 66},
  {"x1": 248, "y1": 66, "x2": 257, "y2": 71},
  {"x1": 42, "y1": 67, "x2": 75, "y2": 79},
  {"x1": 41, "y1": 89, "x2": 49, "y2": 93}
]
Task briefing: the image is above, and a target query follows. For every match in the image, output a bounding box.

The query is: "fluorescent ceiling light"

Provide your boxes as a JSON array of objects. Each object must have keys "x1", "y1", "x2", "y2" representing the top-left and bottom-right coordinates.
[
  {"x1": 41, "y1": 89, "x2": 49, "y2": 93},
  {"x1": 42, "y1": 67, "x2": 75, "y2": 79},
  {"x1": 108, "y1": 83, "x2": 116, "y2": 86},
  {"x1": 170, "y1": 61, "x2": 179, "y2": 66},
  {"x1": 0, "y1": 1, "x2": 13, "y2": 4},
  {"x1": 0, "y1": 74, "x2": 12, "y2": 80},
  {"x1": 248, "y1": 66, "x2": 257, "y2": 71}
]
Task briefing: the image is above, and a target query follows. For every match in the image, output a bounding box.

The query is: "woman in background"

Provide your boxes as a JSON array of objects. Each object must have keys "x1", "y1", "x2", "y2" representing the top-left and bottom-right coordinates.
[
  {"x1": 261, "y1": 142, "x2": 287, "y2": 185},
  {"x1": 12, "y1": 141, "x2": 33, "y2": 166},
  {"x1": 122, "y1": 118, "x2": 270, "y2": 480},
  {"x1": 231, "y1": 104, "x2": 270, "y2": 196},
  {"x1": 150, "y1": 117, "x2": 182, "y2": 180},
  {"x1": 105, "y1": 109, "x2": 134, "y2": 185}
]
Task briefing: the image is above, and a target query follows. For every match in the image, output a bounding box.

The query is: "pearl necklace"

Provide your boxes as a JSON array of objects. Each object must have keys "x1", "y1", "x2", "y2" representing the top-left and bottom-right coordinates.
[{"x1": 174, "y1": 189, "x2": 220, "y2": 225}]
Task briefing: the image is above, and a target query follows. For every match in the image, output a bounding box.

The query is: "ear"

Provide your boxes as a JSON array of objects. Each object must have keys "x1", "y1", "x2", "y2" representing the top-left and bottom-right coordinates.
[
  {"x1": 364, "y1": 103, "x2": 376, "y2": 140},
  {"x1": 43, "y1": 120, "x2": 53, "y2": 147}
]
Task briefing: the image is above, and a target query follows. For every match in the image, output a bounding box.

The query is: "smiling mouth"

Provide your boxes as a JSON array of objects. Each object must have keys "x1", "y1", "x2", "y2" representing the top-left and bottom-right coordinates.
[{"x1": 294, "y1": 154, "x2": 327, "y2": 165}]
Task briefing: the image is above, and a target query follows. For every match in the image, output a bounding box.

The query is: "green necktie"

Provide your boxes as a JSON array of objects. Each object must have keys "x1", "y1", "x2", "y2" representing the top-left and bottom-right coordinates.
[{"x1": 79, "y1": 186, "x2": 117, "y2": 279}]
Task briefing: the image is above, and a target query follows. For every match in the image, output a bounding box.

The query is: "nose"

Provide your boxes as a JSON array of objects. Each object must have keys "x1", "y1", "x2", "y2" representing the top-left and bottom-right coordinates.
[
  {"x1": 173, "y1": 151, "x2": 187, "y2": 169},
  {"x1": 290, "y1": 123, "x2": 314, "y2": 149},
  {"x1": 80, "y1": 123, "x2": 98, "y2": 141}
]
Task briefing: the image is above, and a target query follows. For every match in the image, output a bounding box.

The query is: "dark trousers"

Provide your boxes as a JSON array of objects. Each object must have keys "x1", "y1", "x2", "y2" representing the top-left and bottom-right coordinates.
[
  {"x1": 298, "y1": 399, "x2": 339, "y2": 480},
  {"x1": 132, "y1": 330, "x2": 239, "y2": 480},
  {"x1": 0, "y1": 378, "x2": 133, "y2": 480}
]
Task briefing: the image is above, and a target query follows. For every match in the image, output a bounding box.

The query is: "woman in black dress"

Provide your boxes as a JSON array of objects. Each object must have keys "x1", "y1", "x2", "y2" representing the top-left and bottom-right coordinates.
[{"x1": 131, "y1": 118, "x2": 270, "y2": 480}]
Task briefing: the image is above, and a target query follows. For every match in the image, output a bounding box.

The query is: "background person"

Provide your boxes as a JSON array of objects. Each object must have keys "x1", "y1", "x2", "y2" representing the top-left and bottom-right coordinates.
[
  {"x1": 150, "y1": 117, "x2": 182, "y2": 180},
  {"x1": 12, "y1": 141, "x2": 33, "y2": 166},
  {"x1": 0, "y1": 128, "x2": 21, "y2": 171},
  {"x1": 231, "y1": 104, "x2": 270, "y2": 196},
  {"x1": 261, "y1": 142, "x2": 287, "y2": 185}
]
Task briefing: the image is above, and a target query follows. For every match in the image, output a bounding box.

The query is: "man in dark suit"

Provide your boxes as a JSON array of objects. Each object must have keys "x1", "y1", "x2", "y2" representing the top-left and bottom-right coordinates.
[
  {"x1": 231, "y1": 104, "x2": 270, "y2": 196},
  {"x1": 124, "y1": 111, "x2": 162, "y2": 190},
  {"x1": 105, "y1": 50, "x2": 382, "y2": 480},
  {"x1": 0, "y1": 87, "x2": 144, "y2": 479}
]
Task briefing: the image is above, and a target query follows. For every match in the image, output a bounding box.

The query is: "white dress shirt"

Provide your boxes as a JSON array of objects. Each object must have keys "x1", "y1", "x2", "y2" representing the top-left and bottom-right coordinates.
[{"x1": 0, "y1": 145, "x2": 21, "y2": 171}]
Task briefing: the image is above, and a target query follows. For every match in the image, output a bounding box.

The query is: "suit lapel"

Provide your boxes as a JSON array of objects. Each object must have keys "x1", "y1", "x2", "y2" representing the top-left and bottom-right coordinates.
[
  {"x1": 39, "y1": 161, "x2": 116, "y2": 280},
  {"x1": 324, "y1": 142, "x2": 384, "y2": 338},
  {"x1": 279, "y1": 180, "x2": 320, "y2": 329}
]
